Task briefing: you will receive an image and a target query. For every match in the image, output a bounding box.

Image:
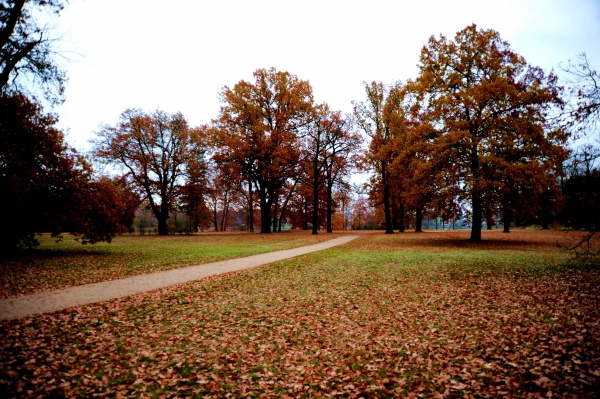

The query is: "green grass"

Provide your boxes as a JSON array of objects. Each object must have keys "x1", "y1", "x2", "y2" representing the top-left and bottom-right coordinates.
[
  {"x1": 0, "y1": 231, "x2": 344, "y2": 298},
  {"x1": 0, "y1": 230, "x2": 598, "y2": 398}
]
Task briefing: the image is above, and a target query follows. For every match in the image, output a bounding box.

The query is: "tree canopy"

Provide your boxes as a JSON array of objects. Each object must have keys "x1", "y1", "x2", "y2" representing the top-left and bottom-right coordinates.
[
  {"x1": 0, "y1": 94, "x2": 138, "y2": 250},
  {"x1": 408, "y1": 24, "x2": 568, "y2": 241},
  {"x1": 1, "y1": 0, "x2": 67, "y2": 104},
  {"x1": 94, "y1": 109, "x2": 206, "y2": 236},
  {"x1": 214, "y1": 68, "x2": 315, "y2": 234}
]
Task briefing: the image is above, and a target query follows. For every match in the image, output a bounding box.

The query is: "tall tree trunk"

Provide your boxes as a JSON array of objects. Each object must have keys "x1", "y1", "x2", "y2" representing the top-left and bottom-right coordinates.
[
  {"x1": 398, "y1": 198, "x2": 405, "y2": 232},
  {"x1": 312, "y1": 179, "x2": 319, "y2": 235},
  {"x1": 382, "y1": 162, "x2": 393, "y2": 234},
  {"x1": 157, "y1": 218, "x2": 168, "y2": 235},
  {"x1": 278, "y1": 179, "x2": 297, "y2": 233},
  {"x1": 156, "y1": 200, "x2": 170, "y2": 235},
  {"x1": 484, "y1": 202, "x2": 494, "y2": 230},
  {"x1": 326, "y1": 173, "x2": 333, "y2": 233},
  {"x1": 502, "y1": 203, "x2": 512, "y2": 233},
  {"x1": 469, "y1": 148, "x2": 483, "y2": 242},
  {"x1": 220, "y1": 202, "x2": 230, "y2": 231},
  {"x1": 470, "y1": 193, "x2": 483, "y2": 241},
  {"x1": 272, "y1": 194, "x2": 279, "y2": 233},
  {"x1": 415, "y1": 208, "x2": 423, "y2": 232},
  {"x1": 259, "y1": 189, "x2": 271, "y2": 234},
  {"x1": 303, "y1": 197, "x2": 309, "y2": 230},
  {"x1": 248, "y1": 179, "x2": 254, "y2": 233},
  {"x1": 213, "y1": 202, "x2": 218, "y2": 232}
]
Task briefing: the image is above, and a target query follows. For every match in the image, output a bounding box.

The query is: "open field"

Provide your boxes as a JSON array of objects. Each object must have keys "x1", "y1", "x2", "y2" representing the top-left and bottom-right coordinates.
[
  {"x1": 0, "y1": 231, "x2": 343, "y2": 299},
  {"x1": 0, "y1": 230, "x2": 599, "y2": 397}
]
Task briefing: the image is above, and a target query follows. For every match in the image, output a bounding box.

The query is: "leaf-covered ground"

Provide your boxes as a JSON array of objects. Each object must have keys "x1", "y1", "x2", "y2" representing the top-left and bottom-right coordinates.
[
  {"x1": 1, "y1": 230, "x2": 599, "y2": 398},
  {"x1": 0, "y1": 231, "x2": 342, "y2": 298}
]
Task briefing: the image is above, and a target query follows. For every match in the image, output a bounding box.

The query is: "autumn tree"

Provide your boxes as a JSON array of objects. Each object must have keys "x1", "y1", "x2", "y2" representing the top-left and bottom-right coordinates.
[
  {"x1": 409, "y1": 24, "x2": 567, "y2": 241},
  {"x1": 354, "y1": 82, "x2": 396, "y2": 234},
  {"x1": 1, "y1": 0, "x2": 67, "y2": 104},
  {"x1": 95, "y1": 109, "x2": 200, "y2": 236},
  {"x1": 322, "y1": 111, "x2": 361, "y2": 233},
  {"x1": 0, "y1": 94, "x2": 137, "y2": 250},
  {"x1": 214, "y1": 68, "x2": 314, "y2": 233},
  {"x1": 179, "y1": 126, "x2": 211, "y2": 233}
]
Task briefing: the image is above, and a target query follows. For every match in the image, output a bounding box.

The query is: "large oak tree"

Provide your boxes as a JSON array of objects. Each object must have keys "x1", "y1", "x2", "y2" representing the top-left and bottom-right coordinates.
[
  {"x1": 409, "y1": 24, "x2": 567, "y2": 241},
  {"x1": 353, "y1": 82, "x2": 396, "y2": 234},
  {"x1": 95, "y1": 109, "x2": 201, "y2": 235},
  {"x1": 214, "y1": 68, "x2": 314, "y2": 233}
]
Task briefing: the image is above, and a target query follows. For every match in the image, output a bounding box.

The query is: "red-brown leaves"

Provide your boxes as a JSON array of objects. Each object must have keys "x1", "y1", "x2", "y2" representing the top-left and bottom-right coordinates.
[{"x1": 0, "y1": 231, "x2": 598, "y2": 397}]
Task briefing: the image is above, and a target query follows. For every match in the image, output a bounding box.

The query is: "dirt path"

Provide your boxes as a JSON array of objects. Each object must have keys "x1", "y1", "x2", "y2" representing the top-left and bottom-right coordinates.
[{"x1": 0, "y1": 235, "x2": 360, "y2": 321}]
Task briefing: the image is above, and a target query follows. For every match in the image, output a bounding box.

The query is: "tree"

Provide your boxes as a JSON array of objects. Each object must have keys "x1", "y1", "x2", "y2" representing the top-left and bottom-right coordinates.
[
  {"x1": 560, "y1": 54, "x2": 600, "y2": 260},
  {"x1": 69, "y1": 176, "x2": 141, "y2": 243},
  {"x1": 409, "y1": 24, "x2": 567, "y2": 241},
  {"x1": 179, "y1": 127, "x2": 211, "y2": 233},
  {"x1": 322, "y1": 111, "x2": 361, "y2": 233},
  {"x1": 354, "y1": 82, "x2": 396, "y2": 234},
  {"x1": 561, "y1": 52, "x2": 599, "y2": 136},
  {"x1": 304, "y1": 104, "x2": 328, "y2": 234},
  {"x1": 1, "y1": 0, "x2": 67, "y2": 104},
  {"x1": 0, "y1": 94, "x2": 135, "y2": 250},
  {"x1": 214, "y1": 68, "x2": 315, "y2": 233},
  {"x1": 95, "y1": 109, "x2": 198, "y2": 236}
]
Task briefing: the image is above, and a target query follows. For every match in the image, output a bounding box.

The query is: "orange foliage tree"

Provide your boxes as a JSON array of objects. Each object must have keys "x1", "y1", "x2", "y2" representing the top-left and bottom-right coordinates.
[
  {"x1": 353, "y1": 82, "x2": 396, "y2": 234},
  {"x1": 408, "y1": 24, "x2": 568, "y2": 241},
  {"x1": 95, "y1": 109, "x2": 202, "y2": 235},
  {"x1": 214, "y1": 68, "x2": 315, "y2": 233}
]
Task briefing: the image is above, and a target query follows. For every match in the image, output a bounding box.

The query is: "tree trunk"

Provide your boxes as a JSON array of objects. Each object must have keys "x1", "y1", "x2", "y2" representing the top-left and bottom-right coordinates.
[
  {"x1": 303, "y1": 197, "x2": 309, "y2": 230},
  {"x1": 484, "y1": 202, "x2": 494, "y2": 230},
  {"x1": 502, "y1": 203, "x2": 512, "y2": 233},
  {"x1": 278, "y1": 179, "x2": 297, "y2": 233},
  {"x1": 312, "y1": 178, "x2": 319, "y2": 235},
  {"x1": 469, "y1": 146, "x2": 483, "y2": 242},
  {"x1": 326, "y1": 171, "x2": 333, "y2": 233},
  {"x1": 157, "y1": 215, "x2": 169, "y2": 235},
  {"x1": 415, "y1": 208, "x2": 423, "y2": 232},
  {"x1": 248, "y1": 179, "x2": 254, "y2": 233},
  {"x1": 260, "y1": 193, "x2": 271, "y2": 234},
  {"x1": 220, "y1": 201, "x2": 230, "y2": 231},
  {"x1": 470, "y1": 193, "x2": 483, "y2": 241},
  {"x1": 382, "y1": 162, "x2": 394, "y2": 234},
  {"x1": 272, "y1": 194, "x2": 279, "y2": 233},
  {"x1": 398, "y1": 197, "x2": 405, "y2": 232},
  {"x1": 213, "y1": 202, "x2": 219, "y2": 232}
]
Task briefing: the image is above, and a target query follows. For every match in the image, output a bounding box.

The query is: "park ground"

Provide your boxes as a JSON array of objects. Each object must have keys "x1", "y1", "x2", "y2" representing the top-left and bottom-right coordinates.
[{"x1": 0, "y1": 229, "x2": 599, "y2": 398}]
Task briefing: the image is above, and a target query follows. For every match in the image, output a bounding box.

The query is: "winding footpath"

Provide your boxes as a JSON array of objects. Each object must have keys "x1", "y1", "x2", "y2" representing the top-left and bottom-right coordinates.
[{"x1": 0, "y1": 235, "x2": 360, "y2": 321}]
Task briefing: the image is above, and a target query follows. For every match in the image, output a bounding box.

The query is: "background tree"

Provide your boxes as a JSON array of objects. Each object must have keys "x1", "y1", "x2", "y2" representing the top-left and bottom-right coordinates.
[
  {"x1": 304, "y1": 104, "x2": 330, "y2": 234},
  {"x1": 322, "y1": 110, "x2": 361, "y2": 233},
  {"x1": 561, "y1": 145, "x2": 600, "y2": 231},
  {"x1": 410, "y1": 24, "x2": 567, "y2": 241},
  {"x1": 353, "y1": 82, "x2": 396, "y2": 234},
  {"x1": 1, "y1": 0, "x2": 67, "y2": 104},
  {"x1": 179, "y1": 126, "x2": 211, "y2": 233},
  {"x1": 561, "y1": 52, "x2": 599, "y2": 137},
  {"x1": 214, "y1": 68, "x2": 314, "y2": 233},
  {"x1": 95, "y1": 109, "x2": 197, "y2": 235},
  {"x1": 0, "y1": 94, "x2": 134, "y2": 250},
  {"x1": 69, "y1": 176, "x2": 141, "y2": 243}
]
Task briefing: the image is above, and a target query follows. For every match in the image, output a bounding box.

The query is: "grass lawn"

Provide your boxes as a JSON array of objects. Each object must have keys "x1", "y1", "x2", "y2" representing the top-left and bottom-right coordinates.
[
  {"x1": 0, "y1": 231, "x2": 344, "y2": 298},
  {"x1": 0, "y1": 230, "x2": 599, "y2": 397}
]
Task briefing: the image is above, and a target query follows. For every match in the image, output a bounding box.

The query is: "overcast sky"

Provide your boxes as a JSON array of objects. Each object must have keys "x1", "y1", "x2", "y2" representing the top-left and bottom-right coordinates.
[{"x1": 52, "y1": 0, "x2": 600, "y2": 151}]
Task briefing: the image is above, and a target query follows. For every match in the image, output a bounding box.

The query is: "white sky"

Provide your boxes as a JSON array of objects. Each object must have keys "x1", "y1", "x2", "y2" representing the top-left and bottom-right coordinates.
[{"x1": 53, "y1": 0, "x2": 600, "y2": 151}]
